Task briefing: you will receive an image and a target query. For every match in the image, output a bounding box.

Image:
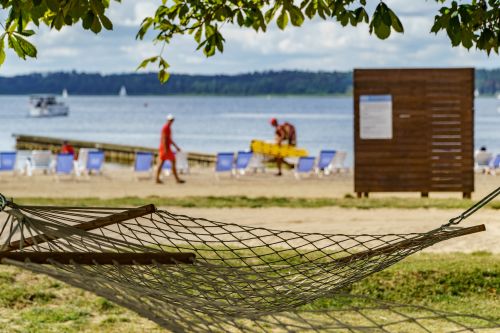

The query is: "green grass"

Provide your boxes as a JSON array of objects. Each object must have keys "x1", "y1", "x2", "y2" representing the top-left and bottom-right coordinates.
[
  {"x1": 12, "y1": 195, "x2": 500, "y2": 210},
  {"x1": 0, "y1": 253, "x2": 498, "y2": 332}
]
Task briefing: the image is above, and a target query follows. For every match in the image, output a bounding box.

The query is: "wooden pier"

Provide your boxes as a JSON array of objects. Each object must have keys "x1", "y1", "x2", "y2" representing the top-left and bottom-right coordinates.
[{"x1": 13, "y1": 134, "x2": 216, "y2": 167}]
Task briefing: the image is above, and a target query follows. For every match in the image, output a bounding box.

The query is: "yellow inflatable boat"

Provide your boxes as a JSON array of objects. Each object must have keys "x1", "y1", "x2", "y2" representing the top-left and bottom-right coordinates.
[{"x1": 250, "y1": 140, "x2": 308, "y2": 158}]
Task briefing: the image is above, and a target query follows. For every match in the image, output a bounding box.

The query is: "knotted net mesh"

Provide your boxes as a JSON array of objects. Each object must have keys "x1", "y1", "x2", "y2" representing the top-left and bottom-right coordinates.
[{"x1": 0, "y1": 195, "x2": 498, "y2": 332}]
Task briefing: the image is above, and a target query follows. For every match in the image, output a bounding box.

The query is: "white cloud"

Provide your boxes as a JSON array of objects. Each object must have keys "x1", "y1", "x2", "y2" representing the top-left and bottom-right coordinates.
[
  {"x1": 108, "y1": 0, "x2": 161, "y2": 27},
  {"x1": 0, "y1": 0, "x2": 498, "y2": 76}
]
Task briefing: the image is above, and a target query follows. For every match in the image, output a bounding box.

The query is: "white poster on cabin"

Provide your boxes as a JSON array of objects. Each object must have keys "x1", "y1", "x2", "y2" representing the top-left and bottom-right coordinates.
[{"x1": 359, "y1": 95, "x2": 393, "y2": 139}]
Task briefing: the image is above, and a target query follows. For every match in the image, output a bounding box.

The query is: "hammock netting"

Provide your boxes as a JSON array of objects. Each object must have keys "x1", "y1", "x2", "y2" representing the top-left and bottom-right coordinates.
[{"x1": 0, "y1": 191, "x2": 499, "y2": 332}]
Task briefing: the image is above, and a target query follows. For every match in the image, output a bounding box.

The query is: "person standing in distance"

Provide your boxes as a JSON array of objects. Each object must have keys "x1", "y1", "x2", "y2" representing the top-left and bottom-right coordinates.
[
  {"x1": 156, "y1": 114, "x2": 185, "y2": 184},
  {"x1": 270, "y1": 118, "x2": 297, "y2": 176}
]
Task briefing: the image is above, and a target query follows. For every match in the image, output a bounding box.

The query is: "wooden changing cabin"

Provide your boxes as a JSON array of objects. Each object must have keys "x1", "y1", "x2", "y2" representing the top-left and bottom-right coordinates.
[{"x1": 354, "y1": 68, "x2": 474, "y2": 199}]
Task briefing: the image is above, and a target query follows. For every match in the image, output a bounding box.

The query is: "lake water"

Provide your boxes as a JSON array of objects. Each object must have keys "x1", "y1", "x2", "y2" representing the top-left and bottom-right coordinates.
[{"x1": 1, "y1": 96, "x2": 499, "y2": 166}]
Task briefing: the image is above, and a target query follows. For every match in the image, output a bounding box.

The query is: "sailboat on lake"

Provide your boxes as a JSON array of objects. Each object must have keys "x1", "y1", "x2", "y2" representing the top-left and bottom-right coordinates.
[{"x1": 119, "y1": 85, "x2": 127, "y2": 97}]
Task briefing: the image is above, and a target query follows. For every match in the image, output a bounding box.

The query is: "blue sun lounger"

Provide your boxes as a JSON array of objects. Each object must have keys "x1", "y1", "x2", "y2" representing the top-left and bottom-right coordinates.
[
  {"x1": 134, "y1": 152, "x2": 154, "y2": 180},
  {"x1": 316, "y1": 150, "x2": 336, "y2": 175},
  {"x1": 0, "y1": 152, "x2": 16, "y2": 174},
  {"x1": 295, "y1": 156, "x2": 316, "y2": 179},
  {"x1": 234, "y1": 151, "x2": 253, "y2": 176},
  {"x1": 489, "y1": 154, "x2": 500, "y2": 175},
  {"x1": 87, "y1": 151, "x2": 105, "y2": 174},
  {"x1": 215, "y1": 152, "x2": 234, "y2": 179},
  {"x1": 54, "y1": 153, "x2": 74, "y2": 180}
]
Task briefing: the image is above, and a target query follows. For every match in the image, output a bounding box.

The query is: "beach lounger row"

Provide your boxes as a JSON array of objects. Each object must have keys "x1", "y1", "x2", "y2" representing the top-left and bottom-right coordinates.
[
  {"x1": 2, "y1": 149, "x2": 350, "y2": 181},
  {"x1": 213, "y1": 150, "x2": 348, "y2": 179},
  {"x1": 294, "y1": 150, "x2": 348, "y2": 179},
  {"x1": 0, "y1": 150, "x2": 105, "y2": 179}
]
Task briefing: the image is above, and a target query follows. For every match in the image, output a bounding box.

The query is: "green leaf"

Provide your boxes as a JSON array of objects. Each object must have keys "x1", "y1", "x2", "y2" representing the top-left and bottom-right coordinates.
[
  {"x1": 19, "y1": 30, "x2": 35, "y2": 37},
  {"x1": 305, "y1": 2, "x2": 316, "y2": 19},
  {"x1": 158, "y1": 69, "x2": 170, "y2": 84},
  {"x1": 90, "y1": 16, "x2": 102, "y2": 33},
  {"x1": 430, "y1": 17, "x2": 442, "y2": 34},
  {"x1": 194, "y1": 27, "x2": 202, "y2": 43},
  {"x1": 237, "y1": 11, "x2": 244, "y2": 26},
  {"x1": 375, "y1": 22, "x2": 391, "y2": 39},
  {"x1": 136, "y1": 17, "x2": 153, "y2": 40},
  {"x1": 288, "y1": 6, "x2": 304, "y2": 26},
  {"x1": 15, "y1": 34, "x2": 37, "y2": 58},
  {"x1": 265, "y1": 6, "x2": 278, "y2": 23},
  {"x1": 388, "y1": 9, "x2": 403, "y2": 33},
  {"x1": 100, "y1": 14, "x2": 113, "y2": 30},
  {"x1": 159, "y1": 57, "x2": 170, "y2": 69},
  {"x1": 7, "y1": 35, "x2": 25, "y2": 59},
  {"x1": 53, "y1": 12, "x2": 64, "y2": 30},
  {"x1": 0, "y1": 41, "x2": 5, "y2": 66},
  {"x1": 46, "y1": 0, "x2": 59, "y2": 12},
  {"x1": 461, "y1": 30, "x2": 473, "y2": 49},
  {"x1": 90, "y1": 0, "x2": 105, "y2": 15},
  {"x1": 382, "y1": 11, "x2": 392, "y2": 27},
  {"x1": 82, "y1": 12, "x2": 94, "y2": 30},
  {"x1": 277, "y1": 10, "x2": 288, "y2": 30},
  {"x1": 136, "y1": 56, "x2": 158, "y2": 70}
]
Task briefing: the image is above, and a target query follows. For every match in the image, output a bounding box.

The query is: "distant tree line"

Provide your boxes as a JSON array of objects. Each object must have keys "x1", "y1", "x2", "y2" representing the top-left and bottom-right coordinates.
[{"x1": 0, "y1": 69, "x2": 498, "y2": 96}]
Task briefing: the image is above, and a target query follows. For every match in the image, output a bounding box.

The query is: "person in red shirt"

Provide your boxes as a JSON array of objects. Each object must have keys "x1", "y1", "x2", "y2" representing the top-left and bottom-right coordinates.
[
  {"x1": 270, "y1": 118, "x2": 297, "y2": 176},
  {"x1": 155, "y1": 114, "x2": 185, "y2": 184},
  {"x1": 61, "y1": 140, "x2": 77, "y2": 160}
]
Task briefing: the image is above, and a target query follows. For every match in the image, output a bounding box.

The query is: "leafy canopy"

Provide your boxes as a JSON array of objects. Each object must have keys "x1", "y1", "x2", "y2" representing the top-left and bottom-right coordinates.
[{"x1": 0, "y1": 0, "x2": 499, "y2": 83}]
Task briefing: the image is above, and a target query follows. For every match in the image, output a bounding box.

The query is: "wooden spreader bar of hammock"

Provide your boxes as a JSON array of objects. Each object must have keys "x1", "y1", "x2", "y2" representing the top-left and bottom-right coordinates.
[
  {"x1": 334, "y1": 224, "x2": 486, "y2": 265},
  {"x1": 4, "y1": 204, "x2": 156, "y2": 252},
  {"x1": 0, "y1": 252, "x2": 195, "y2": 265}
]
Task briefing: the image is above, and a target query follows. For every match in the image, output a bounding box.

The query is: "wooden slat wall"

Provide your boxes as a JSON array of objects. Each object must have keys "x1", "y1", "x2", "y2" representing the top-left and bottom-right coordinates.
[{"x1": 354, "y1": 68, "x2": 474, "y2": 197}]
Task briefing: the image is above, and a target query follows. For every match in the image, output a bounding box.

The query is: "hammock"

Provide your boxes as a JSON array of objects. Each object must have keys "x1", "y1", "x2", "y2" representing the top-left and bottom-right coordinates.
[{"x1": 0, "y1": 190, "x2": 499, "y2": 332}]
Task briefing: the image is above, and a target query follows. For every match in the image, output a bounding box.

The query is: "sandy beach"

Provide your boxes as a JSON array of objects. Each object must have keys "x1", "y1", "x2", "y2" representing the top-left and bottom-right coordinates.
[
  {"x1": 2, "y1": 167, "x2": 500, "y2": 199},
  {"x1": 1, "y1": 169, "x2": 499, "y2": 253}
]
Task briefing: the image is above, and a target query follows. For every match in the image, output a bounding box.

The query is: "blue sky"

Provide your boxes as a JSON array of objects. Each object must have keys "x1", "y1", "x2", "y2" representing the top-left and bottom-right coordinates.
[{"x1": 0, "y1": 0, "x2": 498, "y2": 76}]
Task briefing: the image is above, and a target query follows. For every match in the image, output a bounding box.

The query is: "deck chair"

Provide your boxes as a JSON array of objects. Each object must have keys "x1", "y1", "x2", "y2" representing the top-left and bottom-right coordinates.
[
  {"x1": 134, "y1": 152, "x2": 154, "y2": 180},
  {"x1": 0, "y1": 152, "x2": 16, "y2": 175},
  {"x1": 27, "y1": 150, "x2": 53, "y2": 176},
  {"x1": 14, "y1": 150, "x2": 31, "y2": 175},
  {"x1": 295, "y1": 156, "x2": 316, "y2": 179},
  {"x1": 247, "y1": 153, "x2": 266, "y2": 173},
  {"x1": 215, "y1": 152, "x2": 234, "y2": 180},
  {"x1": 316, "y1": 150, "x2": 336, "y2": 176},
  {"x1": 163, "y1": 152, "x2": 190, "y2": 177},
  {"x1": 489, "y1": 154, "x2": 500, "y2": 175},
  {"x1": 328, "y1": 151, "x2": 348, "y2": 173},
  {"x1": 86, "y1": 151, "x2": 105, "y2": 175},
  {"x1": 75, "y1": 149, "x2": 105, "y2": 177},
  {"x1": 475, "y1": 151, "x2": 493, "y2": 173},
  {"x1": 75, "y1": 148, "x2": 90, "y2": 176},
  {"x1": 54, "y1": 153, "x2": 74, "y2": 180},
  {"x1": 233, "y1": 151, "x2": 253, "y2": 176}
]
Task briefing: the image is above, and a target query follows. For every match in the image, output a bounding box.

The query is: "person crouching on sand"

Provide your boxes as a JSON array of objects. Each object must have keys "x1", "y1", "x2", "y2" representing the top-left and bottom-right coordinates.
[{"x1": 155, "y1": 114, "x2": 185, "y2": 184}]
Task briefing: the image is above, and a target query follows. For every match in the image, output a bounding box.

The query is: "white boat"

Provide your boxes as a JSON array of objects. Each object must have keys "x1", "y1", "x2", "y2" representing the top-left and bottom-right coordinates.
[
  {"x1": 119, "y1": 85, "x2": 127, "y2": 97},
  {"x1": 62, "y1": 89, "x2": 68, "y2": 98},
  {"x1": 29, "y1": 95, "x2": 69, "y2": 118}
]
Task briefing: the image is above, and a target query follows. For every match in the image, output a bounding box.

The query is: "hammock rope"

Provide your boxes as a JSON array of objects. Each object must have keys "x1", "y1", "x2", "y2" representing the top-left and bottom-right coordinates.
[
  {"x1": 444, "y1": 186, "x2": 500, "y2": 227},
  {"x1": 0, "y1": 189, "x2": 499, "y2": 332}
]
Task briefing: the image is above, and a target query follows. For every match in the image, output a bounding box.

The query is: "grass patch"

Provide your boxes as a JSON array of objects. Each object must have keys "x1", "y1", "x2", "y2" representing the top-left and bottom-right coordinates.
[
  {"x1": 20, "y1": 307, "x2": 90, "y2": 323},
  {"x1": 0, "y1": 253, "x2": 497, "y2": 332},
  {"x1": 12, "y1": 195, "x2": 500, "y2": 210}
]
